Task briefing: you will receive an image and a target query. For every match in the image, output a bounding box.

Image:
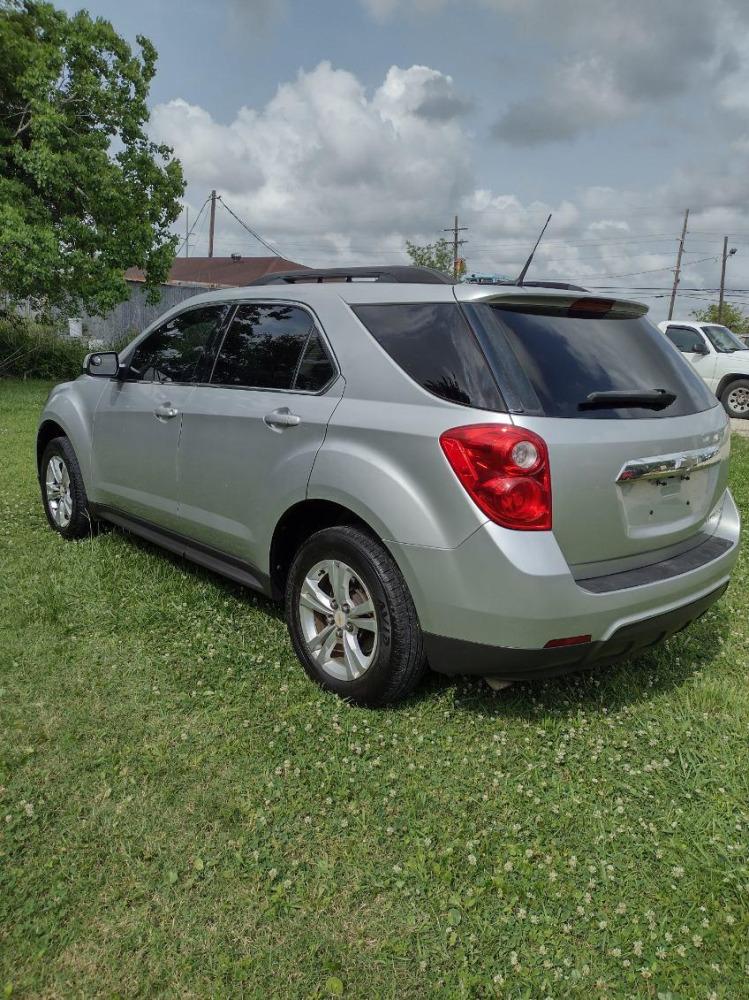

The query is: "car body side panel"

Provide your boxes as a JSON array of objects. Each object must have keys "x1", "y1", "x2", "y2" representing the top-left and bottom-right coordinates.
[
  {"x1": 37, "y1": 376, "x2": 107, "y2": 490},
  {"x1": 176, "y1": 378, "x2": 345, "y2": 572},
  {"x1": 90, "y1": 380, "x2": 194, "y2": 531},
  {"x1": 307, "y1": 397, "x2": 496, "y2": 548}
]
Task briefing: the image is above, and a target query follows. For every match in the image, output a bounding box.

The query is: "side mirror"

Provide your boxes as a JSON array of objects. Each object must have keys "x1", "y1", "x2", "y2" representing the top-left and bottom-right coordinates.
[
  {"x1": 83, "y1": 351, "x2": 120, "y2": 377},
  {"x1": 693, "y1": 342, "x2": 709, "y2": 356}
]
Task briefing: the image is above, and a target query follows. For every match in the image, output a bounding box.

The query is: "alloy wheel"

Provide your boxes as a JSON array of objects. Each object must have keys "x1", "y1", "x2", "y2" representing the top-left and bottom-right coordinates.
[
  {"x1": 45, "y1": 455, "x2": 73, "y2": 528},
  {"x1": 298, "y1": 558, "x2": 378, "y2": 681}
]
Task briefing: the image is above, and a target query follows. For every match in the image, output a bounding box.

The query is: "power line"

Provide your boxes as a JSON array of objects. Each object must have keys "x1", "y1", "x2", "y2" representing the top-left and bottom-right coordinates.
[
  {"x1": 218, "y1": 197, "x2": 283, "y2": 257},
  {"x1": 176, "y1": 195, "x2": 210, "y2": 256}
]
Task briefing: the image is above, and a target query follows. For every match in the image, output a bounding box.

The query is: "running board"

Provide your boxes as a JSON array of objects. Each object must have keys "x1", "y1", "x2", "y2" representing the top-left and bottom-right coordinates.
[{"x1": 90, "y1": 504, "x2": 271, "y2": 596}]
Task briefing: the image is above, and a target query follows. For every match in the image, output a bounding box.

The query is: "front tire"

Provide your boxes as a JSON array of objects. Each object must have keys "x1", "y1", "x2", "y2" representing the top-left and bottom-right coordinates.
[
  {"x1": 40, "y1": 436, "x2": 94, "y2": 540},
  {"x1": 720, "y1": 378, "x2": 749, "y2": 419},
  {"x1": 285, "y1": 526, "x2": 426, "y2": 706}
]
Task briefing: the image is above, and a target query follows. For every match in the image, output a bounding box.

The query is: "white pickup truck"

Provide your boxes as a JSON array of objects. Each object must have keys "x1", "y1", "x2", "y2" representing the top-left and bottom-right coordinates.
[{"x1": 658, "y1": 320, "x2": 749, "y2": 419}]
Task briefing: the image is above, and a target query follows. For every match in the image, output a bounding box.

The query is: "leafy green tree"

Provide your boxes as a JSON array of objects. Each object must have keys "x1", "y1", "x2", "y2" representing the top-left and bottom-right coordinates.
[
  {"x1": 0, "y1": 0, "x2": 184, "y2": 314},
  {"x1": 405, "y1": 237, "x2": 464, "y2": 278},
  {"x1": 691, "y1": 302, "x2": 749, "y2": 334}
]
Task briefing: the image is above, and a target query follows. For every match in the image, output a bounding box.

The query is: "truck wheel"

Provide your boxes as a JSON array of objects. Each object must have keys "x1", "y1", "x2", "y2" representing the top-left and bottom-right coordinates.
[{"x1": 721, "y1": 379, "x2": 749, "y2": 419}]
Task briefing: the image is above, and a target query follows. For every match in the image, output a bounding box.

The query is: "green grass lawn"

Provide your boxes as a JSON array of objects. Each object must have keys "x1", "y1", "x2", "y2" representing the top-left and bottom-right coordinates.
[{"x1": 1, "y1": 379, "x2": 748, "y2": 999}]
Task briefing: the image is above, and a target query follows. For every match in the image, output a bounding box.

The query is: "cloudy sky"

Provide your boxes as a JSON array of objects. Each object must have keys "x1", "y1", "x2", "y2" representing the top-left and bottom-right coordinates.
[{"x1": 61, "y1": 0, "x2": 749, "y2": 319}]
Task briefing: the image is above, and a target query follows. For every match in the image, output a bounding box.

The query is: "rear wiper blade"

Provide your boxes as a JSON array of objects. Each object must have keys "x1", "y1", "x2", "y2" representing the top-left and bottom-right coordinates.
[{"x1": 578, "y1": 389, "x2": 677, "y2": 411}]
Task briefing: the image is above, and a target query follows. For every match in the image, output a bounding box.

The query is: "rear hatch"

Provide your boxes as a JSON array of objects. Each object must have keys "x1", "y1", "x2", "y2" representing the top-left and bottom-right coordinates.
[{"x1": 462, "y1": 292, "x2": 729, "y2": 566}]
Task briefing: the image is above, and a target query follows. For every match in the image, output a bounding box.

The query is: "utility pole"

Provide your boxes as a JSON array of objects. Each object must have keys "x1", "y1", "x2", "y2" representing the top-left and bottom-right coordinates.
[
  {"x1": 184, "y1": 207, "x2": 190, "y2": 258},
  {"x1": 719, "y1": 236, "x2": 728, "y2": 323},
  {"x1": 667, "y1": 208, "x2": 689, "y2": 320},
  {"x1": 208, "y1": 189, "x2": 217, "y2": 258},
  {"x1": 444, "y1": 215, "x2": 467, "y2": 280}
]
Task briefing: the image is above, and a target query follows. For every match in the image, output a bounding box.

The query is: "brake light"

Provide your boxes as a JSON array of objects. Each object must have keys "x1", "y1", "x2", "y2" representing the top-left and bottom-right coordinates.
[
  {"x1": 439, "y1": 424, "x2": 552, "y2": 530},
  {"x1": 567, "y1": 298, "x2": 614, "y2": 318}
]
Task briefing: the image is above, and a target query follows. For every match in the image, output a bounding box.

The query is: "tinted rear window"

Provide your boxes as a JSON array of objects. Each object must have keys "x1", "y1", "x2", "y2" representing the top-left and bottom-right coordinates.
[
  {"x1": 352, "y1": 303, "x2": 504, "y2": 411},
  {"x1": 465, "y1": 305, "x2": 718, "y2": 419}
]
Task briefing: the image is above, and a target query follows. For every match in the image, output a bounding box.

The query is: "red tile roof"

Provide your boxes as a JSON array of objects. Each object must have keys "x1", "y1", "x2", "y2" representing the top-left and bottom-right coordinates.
[{"x1": 125, "y1": 256, "x2": 308, "y2": 288}]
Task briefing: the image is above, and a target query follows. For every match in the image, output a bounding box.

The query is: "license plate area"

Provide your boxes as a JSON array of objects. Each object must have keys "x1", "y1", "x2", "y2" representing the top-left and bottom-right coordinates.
[{"x1": 619, "y1": 469, "x2": 712, "y2": 531}]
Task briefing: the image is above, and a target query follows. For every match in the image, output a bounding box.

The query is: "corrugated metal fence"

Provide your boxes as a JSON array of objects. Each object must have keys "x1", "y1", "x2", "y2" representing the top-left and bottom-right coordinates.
[{"x1": 79, "y1": 281, "x2": 210, "y2": 344}]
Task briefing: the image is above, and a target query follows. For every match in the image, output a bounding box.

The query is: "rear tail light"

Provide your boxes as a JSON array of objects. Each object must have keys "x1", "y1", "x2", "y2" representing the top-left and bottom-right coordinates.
[{"x1": 439, "y1": 424, "x2": 552, "y2": 530}]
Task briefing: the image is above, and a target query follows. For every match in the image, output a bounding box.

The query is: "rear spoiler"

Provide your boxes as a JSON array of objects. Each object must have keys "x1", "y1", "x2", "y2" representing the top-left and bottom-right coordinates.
[{"x1": 458, "y1": 290, "x2": 648, "y2": 320}]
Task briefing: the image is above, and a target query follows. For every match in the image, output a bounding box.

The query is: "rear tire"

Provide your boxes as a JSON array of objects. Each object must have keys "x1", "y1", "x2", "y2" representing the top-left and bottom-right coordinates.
[
  {"x1": 40, "y1": 437, "x2": 94, "y2": 540},
  {"x1": 720, "y1": 378, "x2": 749, "y2": 419},
  {"x1": 285, "y1": 525, "x2": 426, "y2": 706}
]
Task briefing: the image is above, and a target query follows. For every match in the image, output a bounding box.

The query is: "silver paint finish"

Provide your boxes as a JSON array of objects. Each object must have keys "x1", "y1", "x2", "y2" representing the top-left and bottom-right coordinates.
[{"x1": 38, "y1": 279, "x2": 741, "y2": 659}]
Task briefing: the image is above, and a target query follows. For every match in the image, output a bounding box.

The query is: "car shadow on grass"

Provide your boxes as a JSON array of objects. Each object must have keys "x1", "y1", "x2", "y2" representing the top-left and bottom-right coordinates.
[
  {"x1": 98, "y1": 522, "x2": 287, "y2": 622},
  {"x1": 92, "y1": 522, "x2": 730, "y2": 719},
  {"x1": 420, "y1": 603, "x2": 731, "y2": 720}
]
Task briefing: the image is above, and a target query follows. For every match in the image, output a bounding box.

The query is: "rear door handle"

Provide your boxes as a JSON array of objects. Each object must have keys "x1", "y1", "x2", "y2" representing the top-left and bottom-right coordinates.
[
  {"x1": 154, "y1": 403, "x2": 179, "y2": 420},
  {"x1": 264, "y1": 407, "x2": 301, "y2": 429}
]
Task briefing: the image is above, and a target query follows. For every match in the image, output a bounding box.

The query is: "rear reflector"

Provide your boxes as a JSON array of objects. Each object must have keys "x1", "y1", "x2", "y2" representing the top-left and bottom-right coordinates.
[
  {"x1": 544, "y1": 634, "x2": 592, "y2": 648},
  {"x1": 439, "y1": 424, "x2": 552, "y2": 530}
]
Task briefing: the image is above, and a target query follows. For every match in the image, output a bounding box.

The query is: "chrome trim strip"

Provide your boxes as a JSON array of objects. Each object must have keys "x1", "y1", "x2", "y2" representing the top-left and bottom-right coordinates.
[{"x1": 616, "y1": 444, "x2": 722, "y2": 483}]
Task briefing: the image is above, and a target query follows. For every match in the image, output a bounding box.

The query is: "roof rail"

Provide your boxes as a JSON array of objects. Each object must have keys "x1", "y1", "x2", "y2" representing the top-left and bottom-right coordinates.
[{"x1": 246, "y1": 265, "x2": 454, "y2": 286}]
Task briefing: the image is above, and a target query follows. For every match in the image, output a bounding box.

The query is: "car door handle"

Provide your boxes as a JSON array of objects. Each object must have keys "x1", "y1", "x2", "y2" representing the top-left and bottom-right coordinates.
[
  {"x1": 154, "y1": 403, "x2": 179, "y2": 420},
  {"x1": 264, "y1": 408, "x2": 301, "y2": 429}
]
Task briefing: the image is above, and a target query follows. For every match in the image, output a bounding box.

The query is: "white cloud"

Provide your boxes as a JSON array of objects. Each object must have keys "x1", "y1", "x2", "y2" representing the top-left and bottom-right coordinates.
[
  {"x1": 358, "y1": 0, "x2": 749, "y2": 144},
  {"x1": 153, "y1": 60, "x2": 749, "y2": 321},
  {"x1": 152, "y1": 62, "x2": 473, "y2": 246}
]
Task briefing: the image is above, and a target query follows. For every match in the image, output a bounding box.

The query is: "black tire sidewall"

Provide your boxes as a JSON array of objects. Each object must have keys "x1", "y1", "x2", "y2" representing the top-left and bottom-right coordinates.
[
  {"x1": 721, "y1": 379, "x2": 749, "y2": 419},
  {"x1": 286, "y1": 529, "x2": 399, "y2": 704},
  {"x1": 40, "y1": 437, "x2": 90, "y2": 539}
]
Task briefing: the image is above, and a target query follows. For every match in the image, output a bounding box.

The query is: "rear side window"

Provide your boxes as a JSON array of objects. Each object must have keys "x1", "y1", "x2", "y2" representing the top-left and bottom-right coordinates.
[
  {"x1": 128, "y1": 305, "x2": 229, "y2": 384},
  {"x1": 466, "y1": 306, "x2": 718, "y2": 419},
  {"x1": 664, "y1": 325, "x2": 706, "y2": 353},
  {"x1": 352, "y1": 303, "x2": 504, "y2": 410},
  {"x1": 211, "y1": 303, "x2": 333, "y2": 390},
  {"x1": 295, "y1": 334, "x2": 336, "y2": 391}
]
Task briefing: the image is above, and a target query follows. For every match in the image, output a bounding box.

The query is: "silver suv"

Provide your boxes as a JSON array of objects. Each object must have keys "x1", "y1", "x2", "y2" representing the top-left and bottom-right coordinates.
[{"x1": 38, "y1": 266, "x2": 740, "y2": 705}]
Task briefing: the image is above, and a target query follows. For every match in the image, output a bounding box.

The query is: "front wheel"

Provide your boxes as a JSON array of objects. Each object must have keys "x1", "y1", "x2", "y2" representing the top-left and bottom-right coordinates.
[
  {"x1": 285, "y1": 526, "x2": 426, "y2": 706},
  {"x1": 721, "y1": 378, "x2": 749, "y2": 419},
  {"x1": 40, "y1": 436, "x2": 94, "y2": 540}
]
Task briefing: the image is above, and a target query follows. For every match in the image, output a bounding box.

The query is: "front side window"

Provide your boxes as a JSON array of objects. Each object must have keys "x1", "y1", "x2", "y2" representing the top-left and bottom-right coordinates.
[
  {"x1": 352, "y1": 303, "x2": 504, "y2": 410},
  {"x1": 128, "y1": 305, "x2": 229, "y2": 383},
  {"x1": 210, "y1": 303, "x2": 333, "y2": 390},
  {"x1": 664, "y1": 325, "x2": 708, "y2": 354},
  {"x1": 702, "y1": 324, "x2": 748, "y2": 353}
]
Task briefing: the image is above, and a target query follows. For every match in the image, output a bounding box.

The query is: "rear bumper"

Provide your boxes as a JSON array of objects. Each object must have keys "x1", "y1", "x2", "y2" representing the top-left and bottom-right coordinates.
[
  {"x1": 387, "y1": 488, "x2": 739, "y2": 676},
  {"x1": 423, "y1": 582, "x2": 728, "y2": 679}
]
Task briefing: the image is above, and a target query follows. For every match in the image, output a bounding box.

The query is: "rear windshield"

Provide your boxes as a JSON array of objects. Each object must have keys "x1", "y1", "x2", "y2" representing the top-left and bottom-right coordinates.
[{"x1": 465, "y1": 305, "x2": 719, "y2": 419}]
